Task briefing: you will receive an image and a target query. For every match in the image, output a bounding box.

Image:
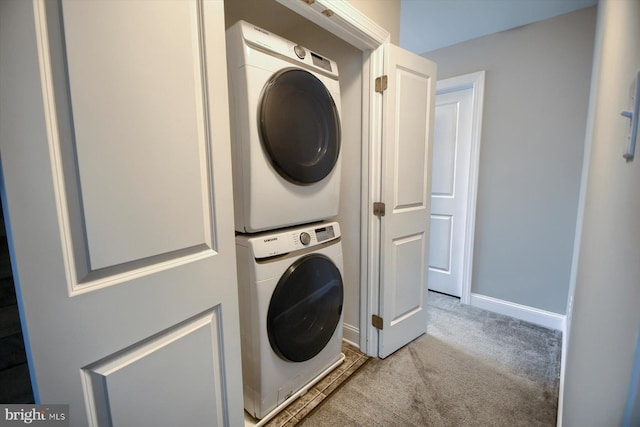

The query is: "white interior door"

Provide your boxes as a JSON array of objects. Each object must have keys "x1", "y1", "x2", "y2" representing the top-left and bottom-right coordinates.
[
  {"x1": 377, "y1": 44, "x2": 436, "y2": 358},
  {"x1": 0, "y1": 1, "x2": 243, "y2": 425},
  {"x1": 428, "y1": 87, "x2": 473, "y2": 297},
  {"x1": 428, "y1": 72, "x2": 484, "y2": 303}
]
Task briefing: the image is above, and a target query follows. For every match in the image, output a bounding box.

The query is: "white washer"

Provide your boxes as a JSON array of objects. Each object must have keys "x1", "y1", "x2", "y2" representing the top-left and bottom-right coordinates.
[
  {"x1": 226, "y1": 21, "x2": 342, "y2": 233},
  {"x1": 236, "y1": 221, "x2": 344, "y2": 419}
]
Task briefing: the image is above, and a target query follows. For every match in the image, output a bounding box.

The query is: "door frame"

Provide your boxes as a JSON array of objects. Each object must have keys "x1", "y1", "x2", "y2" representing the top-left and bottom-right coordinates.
[
  {"x1": 434, "y1": 71, "x2": 485, "y2": 305},
  {"x1": 275, "y1": 0, "x2": 388, "y2": 356}
]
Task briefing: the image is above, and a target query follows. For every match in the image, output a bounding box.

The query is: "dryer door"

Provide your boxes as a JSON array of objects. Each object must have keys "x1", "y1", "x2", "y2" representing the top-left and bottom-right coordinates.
[
  {"x1": 267, "y1": 253, "x2": 343, "y2": 362},
  {"x1": 259, "y1": 69, "x2": 341, "y2": 185}
]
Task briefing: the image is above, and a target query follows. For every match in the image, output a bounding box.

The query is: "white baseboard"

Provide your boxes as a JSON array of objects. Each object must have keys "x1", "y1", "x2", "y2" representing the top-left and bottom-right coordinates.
[
  {"x1": 342, "y1": 323, "x2": 359, "y2": 347},
  {"x1": 470, "y1": 293, "x2": 566, "y2": 332}
]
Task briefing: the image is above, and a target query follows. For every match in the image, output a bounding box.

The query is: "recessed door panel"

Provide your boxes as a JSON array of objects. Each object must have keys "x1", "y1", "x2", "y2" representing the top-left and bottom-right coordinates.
[
  {"x1": 83, "y1": 310, "x2": 225, "y2": 427},
  {"x1": 391, "y1": 233, "x2": 426, "y2": 321},
  {"x1": 432, "y1": 101, "x2": 459, "y2": 197},
  {"x1": 429, "y1": 215, "x2": 452, "y2": 272},
  {"x1": 394, "y1": 67, "x2": 430, "y2": 210},
  {"x1": 62, "y1": 0, "x2": 210, "y2": 271}
]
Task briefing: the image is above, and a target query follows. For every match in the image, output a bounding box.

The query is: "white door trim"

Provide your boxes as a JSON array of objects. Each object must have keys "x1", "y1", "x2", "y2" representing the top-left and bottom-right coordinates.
[
  {"x1": 274, "y1": 0, "x2": 389, "y2": 50},
  {"x1": 435, "y1": 71, "x2": 485, "y2": 305},
  {"x1": 360, "y1": 47, "x2": 385, "y2": 357},
  {"x1": 275, "y1": 0, "x2": 388, "y2": 356}
]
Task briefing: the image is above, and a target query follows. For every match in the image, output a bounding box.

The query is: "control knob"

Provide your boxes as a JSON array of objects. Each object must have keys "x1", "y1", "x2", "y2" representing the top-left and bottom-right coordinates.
[
  {"x1": 294, "y1": 45, "x2": 306, "y2": 59},
  {"x1": 299, "y1": 232, "x2": 311, "y2": 246}
]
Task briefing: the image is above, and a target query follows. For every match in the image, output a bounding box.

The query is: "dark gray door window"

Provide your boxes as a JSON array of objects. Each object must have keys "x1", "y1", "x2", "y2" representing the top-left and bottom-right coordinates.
[
  {"x1": 267, "y1": 254, "x2": 343, "y2": 362},
  {"x1": 259, "y1": 69, "x2": 341, "y2": 185}
]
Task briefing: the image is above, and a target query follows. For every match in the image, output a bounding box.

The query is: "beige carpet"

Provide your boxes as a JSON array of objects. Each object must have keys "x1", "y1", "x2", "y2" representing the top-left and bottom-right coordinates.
[{"x1": 299, "y1": 292, "x2": 561, "y2": 426}]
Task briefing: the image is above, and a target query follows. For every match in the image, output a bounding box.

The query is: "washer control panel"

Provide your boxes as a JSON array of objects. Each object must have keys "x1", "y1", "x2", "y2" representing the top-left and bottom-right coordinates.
[
  {"x1": 314, "y1": 225, "x2": 335, "y2": 242},
  {"x1": 299, "y1": 232, "x2": 311, "y2": 245},
  {"x1": 249, "y1": 222, "x2": 340, "y2": 259}
]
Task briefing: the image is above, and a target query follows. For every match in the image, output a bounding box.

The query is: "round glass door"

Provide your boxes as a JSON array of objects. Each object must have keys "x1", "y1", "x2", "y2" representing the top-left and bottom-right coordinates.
[
  {"x1": 259, "y1": 68, "x2": 341, "y2": 185},
  {"x1": 267, "y1": 254, "x2": 343, "y2": 362}
]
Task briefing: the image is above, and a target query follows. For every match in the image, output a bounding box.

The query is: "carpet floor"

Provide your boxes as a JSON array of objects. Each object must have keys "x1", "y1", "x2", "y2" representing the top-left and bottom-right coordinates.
[{"x1": 300, "y1": 291, "x2": 562, "y2": 426}]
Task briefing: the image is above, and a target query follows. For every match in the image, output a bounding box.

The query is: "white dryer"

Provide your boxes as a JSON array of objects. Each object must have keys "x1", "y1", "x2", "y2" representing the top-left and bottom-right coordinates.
[
  {"x1": 236, "y1": 221, "x2": 344, "y2": 419},
  {"x1": 226, "y1": 21, "x2": 342, "y2": 233}
]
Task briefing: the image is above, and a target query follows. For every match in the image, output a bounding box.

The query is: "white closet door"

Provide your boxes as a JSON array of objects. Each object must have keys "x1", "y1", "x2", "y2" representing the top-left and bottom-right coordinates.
[
  {"x1": 0, "y1": 1, "x2": 243, "y2": 425},
  {"x1": 377, "y1": 44, "x2": 437, "y2": 358}
]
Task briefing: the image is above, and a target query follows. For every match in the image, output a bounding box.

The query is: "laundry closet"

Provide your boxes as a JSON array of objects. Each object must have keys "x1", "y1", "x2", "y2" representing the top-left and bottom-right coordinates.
[
  {"x1": 224, "y1": 0, "x2": 365, "y2": 353},
  {"x1": 224, "y1": 1, "x2": 366, "y2": 420}
]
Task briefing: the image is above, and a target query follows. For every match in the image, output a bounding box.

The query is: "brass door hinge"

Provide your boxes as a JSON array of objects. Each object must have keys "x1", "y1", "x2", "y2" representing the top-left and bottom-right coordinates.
[
  {"x1": 375, "y1": 75, "x2": 388, "y2": 93},
  {"x1": 373, "y1": 202, "x2": 385, "y2": 217},
  {"x1": 372, "y1": 314, "x2": 384, "y2": 330}
]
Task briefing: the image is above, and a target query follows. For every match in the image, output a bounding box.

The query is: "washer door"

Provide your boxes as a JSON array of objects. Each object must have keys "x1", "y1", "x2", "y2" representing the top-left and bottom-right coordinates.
[
  {"x1": 267, "y1": 253, "x2": 343, "y2": 362},
  {"x1": 259, "y1": 68, "x2": 341, "y2": 185}
]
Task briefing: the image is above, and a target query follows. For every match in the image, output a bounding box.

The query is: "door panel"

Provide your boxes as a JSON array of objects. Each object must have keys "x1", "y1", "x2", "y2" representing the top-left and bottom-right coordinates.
[
  {"x1": 62, "y1": 0, "x2": 210, "y2": 271},
  {"x1": 431, "y1": 102, "x2": 458, "y2": 196},
  {"x1": 47, "y1": 0, "x2": 215, "y2": 288},
  {"x1": 378, "y1": 44, "x2": 436, "y2": 358},
  {"x1": 429, "y1": 215, "x2": 453, "y2": 272},
  {"x1": 0, "y1": 1, "x2": 243, "y2": 425},
  {"x1": 428, "y1": 87, "x2": 473, "y2": 297},
  {"x1": 394, "y1": 67, "x2": 430, "y2": 208},
  {"x1": 83, "y1": 309, "x2": 225, "y2": 426},
  {"x1": 391, "y1": 233, "x2": 425, "y2": 319}
]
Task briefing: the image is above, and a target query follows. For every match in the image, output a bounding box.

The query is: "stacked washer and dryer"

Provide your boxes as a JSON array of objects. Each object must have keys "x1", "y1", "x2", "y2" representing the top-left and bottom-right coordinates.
[{"x1": 226, "y1": 21, "x2": 345, "y2": 421}]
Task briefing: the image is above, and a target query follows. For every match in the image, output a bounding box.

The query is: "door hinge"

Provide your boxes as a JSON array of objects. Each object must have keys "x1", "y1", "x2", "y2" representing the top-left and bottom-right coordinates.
[
  {"x1": 372, "y1": 314, "x2": 384, "y2": 330},
  {"x1": 375, "y1": 75, "x2": 388, "y2": 93},
  {"x1": 373, "y1": 202, "x2": 385, "y2": 217}
]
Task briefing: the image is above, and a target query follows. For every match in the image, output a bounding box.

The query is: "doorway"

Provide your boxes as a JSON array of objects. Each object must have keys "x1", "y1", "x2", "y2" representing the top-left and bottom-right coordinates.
[
  {"x1": 428, "y1": 71, "x2": 485, "y2": 304},
  {"x1": 224, "y1": 0, "x2": 368, "y2": 349}
]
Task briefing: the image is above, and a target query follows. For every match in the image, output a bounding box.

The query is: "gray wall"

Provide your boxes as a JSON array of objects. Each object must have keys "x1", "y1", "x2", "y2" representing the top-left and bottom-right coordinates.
[
  {"x1": 561, "y1": 0, "x2": 640, "y2": 424},
  {"x1": 424, "y1": 7, "x2": 596, "y2": 314}
]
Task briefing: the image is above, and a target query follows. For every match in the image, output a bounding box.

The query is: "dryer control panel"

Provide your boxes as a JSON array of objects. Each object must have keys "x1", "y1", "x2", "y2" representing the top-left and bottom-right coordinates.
[
  {"x1": 227, "y1": 20, "x2": 339, "y2": 80},
  {"x1": 246, "y1": 222, "x2": 341, "y2": 260}
]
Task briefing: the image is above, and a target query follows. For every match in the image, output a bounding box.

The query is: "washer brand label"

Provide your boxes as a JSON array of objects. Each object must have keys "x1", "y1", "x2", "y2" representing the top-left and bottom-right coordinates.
[{"x1": 263, "y1": 237, "x2": 278, "y2": 243}]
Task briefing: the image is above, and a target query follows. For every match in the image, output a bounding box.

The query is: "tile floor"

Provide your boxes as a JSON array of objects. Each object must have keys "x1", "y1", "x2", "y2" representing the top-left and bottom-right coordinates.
[{"x1": 261, "y1": 341, "x2": 369, "y2": 427}]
